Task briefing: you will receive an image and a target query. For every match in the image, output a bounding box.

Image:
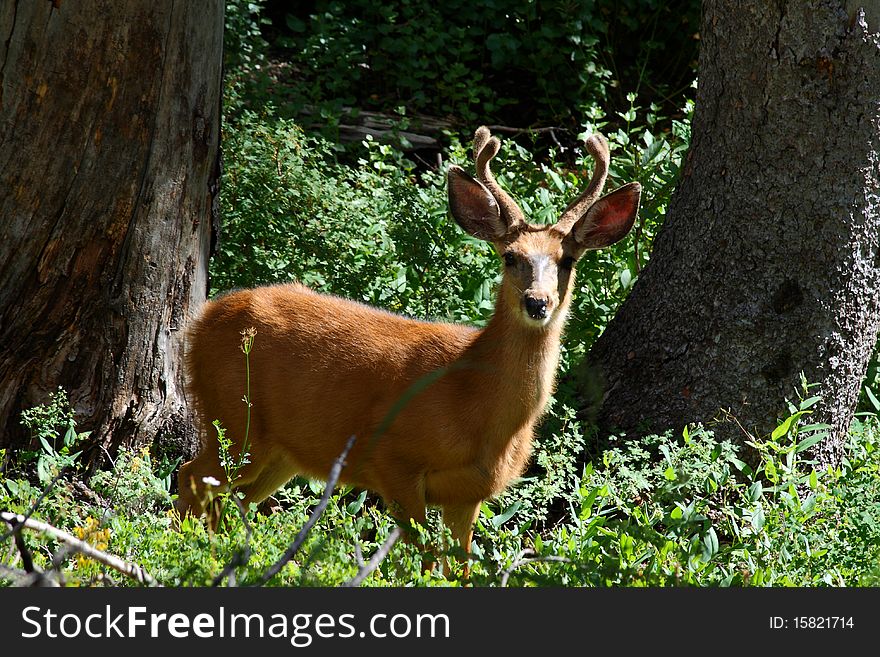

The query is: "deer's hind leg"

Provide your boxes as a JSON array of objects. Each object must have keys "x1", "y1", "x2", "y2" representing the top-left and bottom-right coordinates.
[
  {"x1": 176, "y1": 445, "x2": 225, "y2": 521},
  {"x1": 177, "y1": 442, "x2": 289, "y2": 527}
]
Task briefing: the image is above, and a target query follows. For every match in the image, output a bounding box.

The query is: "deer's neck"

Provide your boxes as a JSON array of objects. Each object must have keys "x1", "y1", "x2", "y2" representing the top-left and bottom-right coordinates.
[{"x1": 465, "y1": 289, "x2": 569, "y2": 435}]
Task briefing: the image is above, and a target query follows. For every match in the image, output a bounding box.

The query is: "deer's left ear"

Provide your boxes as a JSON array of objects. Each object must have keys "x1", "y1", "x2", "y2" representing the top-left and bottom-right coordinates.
[
  {"x1": 568, "y1": 182, "x2": 641, "y2": 250},
  {"x1": 447, "y1": 164, "x2": 508, "y2": 241}
]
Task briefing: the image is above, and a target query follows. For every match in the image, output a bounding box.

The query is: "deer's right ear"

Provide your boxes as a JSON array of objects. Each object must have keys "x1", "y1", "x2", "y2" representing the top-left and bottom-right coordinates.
[{"x1": 447, "y1": 165, "x2": 506, "y2": 241}]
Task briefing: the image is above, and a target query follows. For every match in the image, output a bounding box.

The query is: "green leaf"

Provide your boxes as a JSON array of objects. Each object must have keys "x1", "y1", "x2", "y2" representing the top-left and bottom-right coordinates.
[
  {"x1": 347, "y1": 490, "x2": 367, "y2": 515},
  {"x1": 747, "y1": 481, "x2": 763, "y2": 503},
  {"x1": 801, "y1": 493, "x2": 817, "y2": 514},
  {"x1": 36, "y1": 456, "x2": 52, "y2": 485},
  {"x1": 63, "y1": 421, "x2": 77, "y2": 448},
  {"x1": 702, "y1": 528, "x2": 719, "y2": 560},
  {"x1": 491, "y1": 500, "x2": 521, "y2": 528},
  {"x1": 794, "y1": 433, "x2": 825, "y2": 453},
  {"x1": 38, "y1": 436, "x2": 56, "y2": 457},
  {"x1": 764, "y1": 459, "x2": 778, "y2": 483},
  {"x1": 579, "y1": 486, "x2": 601, "y2": 519},
  {"x1": 865, "y1": 386, "x2": 880, "y2": 411},
  {"x1": 658, "y1": 443, "x2": 673, "y2": 468},
  {"x1": 797, "y1": 423, "x2": 831, "y2": 433},
  {"x1": 772, "y1": 411, "x2": 803, "y2": 440},
  {"x1": 730, "y1": 457, "x2": 749, "y2": 473},
  {"x1": 751, "y1": 504, "x2": 766, "y2": 531},
  {"x1": 798, "y1": 395, "x2": 822, "y2": 410},
  {"x1": 546, "y1": 169, "x2": 566, "y2": 194}
]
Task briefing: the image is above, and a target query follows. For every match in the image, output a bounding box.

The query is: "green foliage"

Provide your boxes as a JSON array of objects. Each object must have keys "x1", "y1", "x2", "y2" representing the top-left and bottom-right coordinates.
[
  {"x1": 18, "y1": 387, "x2": 89, "y2": 485},
  {"x1": 280, "y1": 0, "x2": 611, "y2": 126},
  {"x1": 214, "y1": 112, "x2": 499, "y2": 323},
  {"x1": 6, "y1": 400, "x2": 878, "y2": 587},
  {"x1": 90, "y1": 447, "x2": 174, "y2": 516},
  {"x1": 247, "y1": 0, "x2": 699, "y2": 130},
  {"x1": 486, "y1": 408, "x2": 880, "y2": 587},
  {"x1": 224, "y1": 0, "x2": 270, "y2": 73}
]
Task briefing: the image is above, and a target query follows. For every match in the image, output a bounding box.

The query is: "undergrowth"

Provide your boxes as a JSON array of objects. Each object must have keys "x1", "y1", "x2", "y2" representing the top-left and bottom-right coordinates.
[{"x1": 3, "y1": 386, "x2": 879, "y2": 586}]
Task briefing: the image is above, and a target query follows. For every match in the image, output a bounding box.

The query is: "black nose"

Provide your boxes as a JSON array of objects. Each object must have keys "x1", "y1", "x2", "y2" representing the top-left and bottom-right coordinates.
[{"x1": 524, "y1": 296, "x2": 547, "y2": 319}]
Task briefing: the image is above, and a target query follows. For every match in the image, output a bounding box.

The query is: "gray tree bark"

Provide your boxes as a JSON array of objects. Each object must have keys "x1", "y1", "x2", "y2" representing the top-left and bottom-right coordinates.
[
  {"x1": 0, "y1": 1, "x2": 222, "y2": 459},
  {"x1": 585, "y1": 1, "x2": 880, "y2": 468}
]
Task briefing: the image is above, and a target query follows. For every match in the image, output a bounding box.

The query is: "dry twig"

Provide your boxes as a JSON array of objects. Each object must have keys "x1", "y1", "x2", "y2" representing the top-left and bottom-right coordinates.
[
  {"x1": 256, "y1": 435, "x2": 357, "y2": 585},
  {"x1": 499, "y1": 548, "x2": 571, "y2": 587},
  {"x1": 342, "y1": 526, "x2": 402, "y2": 587}
]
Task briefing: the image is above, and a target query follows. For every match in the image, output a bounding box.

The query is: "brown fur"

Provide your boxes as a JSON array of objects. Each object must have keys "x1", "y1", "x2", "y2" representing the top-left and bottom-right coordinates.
[{"x1": 177, "y1": 127, "x2": 641, "y2": 572}]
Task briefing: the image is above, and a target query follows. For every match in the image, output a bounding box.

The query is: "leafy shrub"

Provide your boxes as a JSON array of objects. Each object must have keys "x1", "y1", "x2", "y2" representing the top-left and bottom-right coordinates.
[
  {"x1": 258, "y1": 0, "x2": 700, "y2": 130},
  {"x1": 281, "y1": 0, "x2": 611, "y2": 125},
  {"x1": 488, "y1": 401, "x2": 880, "y2": 587},
  {"x1": 214, "y1": 111, "x2": 500, "y2": 324},
  {"x1": 90, "y1": 447, "x2": 174, "y2": 515}
]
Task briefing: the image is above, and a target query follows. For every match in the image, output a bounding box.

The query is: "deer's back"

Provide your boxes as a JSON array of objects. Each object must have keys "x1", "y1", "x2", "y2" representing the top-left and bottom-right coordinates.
[{"x1": 185, "y1": 283, "x2": 479, "y2": 480}]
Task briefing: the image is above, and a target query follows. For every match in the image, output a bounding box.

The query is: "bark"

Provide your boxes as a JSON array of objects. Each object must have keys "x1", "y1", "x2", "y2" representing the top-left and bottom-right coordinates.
[
  {"x1": 0, "y1": 1, "x2": 222, "y2": 459},
  {"x1": 584, "y1": 1, "x2": 880, "y2": 468}
]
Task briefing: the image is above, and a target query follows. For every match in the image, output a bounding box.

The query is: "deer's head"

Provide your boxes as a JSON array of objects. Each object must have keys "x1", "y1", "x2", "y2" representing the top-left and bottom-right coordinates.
[{"x1": 448, "y1": 126, "x2": 641, "y2": 328}]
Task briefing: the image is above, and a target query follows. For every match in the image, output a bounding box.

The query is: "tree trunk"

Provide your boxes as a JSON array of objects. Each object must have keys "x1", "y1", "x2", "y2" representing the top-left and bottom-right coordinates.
[
  {"x1": 0, "y1": 1, "x2": 222, "y2": 460},
  {"x1": 584, "y1": 1, "x2": 880, "y2": 468}
]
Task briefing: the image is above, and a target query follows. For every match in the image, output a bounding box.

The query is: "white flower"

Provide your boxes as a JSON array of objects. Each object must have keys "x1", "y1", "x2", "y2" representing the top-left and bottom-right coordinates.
[{"x1": 202, "y1": 476, "x2": 222, "y2": 487}]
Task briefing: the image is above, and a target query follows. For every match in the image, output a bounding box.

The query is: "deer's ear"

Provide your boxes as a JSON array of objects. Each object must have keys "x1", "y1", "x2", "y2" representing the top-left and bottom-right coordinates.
[
  {"x1": 447, "y1": 165, "x2": 507, "y2": 241},
  {"x1": 569, "y1": 182, "x2": 641, "y2": 250}
]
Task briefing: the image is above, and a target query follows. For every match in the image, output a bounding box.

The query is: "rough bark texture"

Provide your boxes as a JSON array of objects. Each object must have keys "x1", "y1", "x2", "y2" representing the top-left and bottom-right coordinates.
[
  {"x1": 0, "y1": 1, "x2": 222, "y2": 460},
  {"x1": 585, "y1": 1, "x2": 880, "y2": 468}
]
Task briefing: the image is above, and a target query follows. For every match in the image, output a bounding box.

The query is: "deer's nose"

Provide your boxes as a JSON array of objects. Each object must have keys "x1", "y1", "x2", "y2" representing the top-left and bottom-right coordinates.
[{"x1": 524, "y1": 296, "x2": 548, "y2": 320}]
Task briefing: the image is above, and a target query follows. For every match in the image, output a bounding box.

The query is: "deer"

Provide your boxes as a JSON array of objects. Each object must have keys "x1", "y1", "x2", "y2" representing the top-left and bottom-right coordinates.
[{"x1": 176, "y1": 126, "x2": 641, "y2": 574}]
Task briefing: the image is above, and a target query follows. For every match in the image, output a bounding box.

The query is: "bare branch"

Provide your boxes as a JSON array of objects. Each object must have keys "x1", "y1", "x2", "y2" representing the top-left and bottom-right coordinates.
[
  {"x1": 484, "y1": 124, "x2": 567, "y2": 137},
  {"x1": 0, "y1": 563, "x2": 59, "y2": 587},
  {"x1": 211, "y1": 493, "x2": 253, "y2": 587},
  {"x1": 342, "y1": 526, "x2": 402, "y2": 587},
  {"x1": 0, "y1": 511, "x2": 159, "y2": 587},
  {"x1": 499, "y1": 548, "x2": 571, "y2": 587},
  {"x1": 256, "y1": 435, "x2": 357, "y2": 586}
]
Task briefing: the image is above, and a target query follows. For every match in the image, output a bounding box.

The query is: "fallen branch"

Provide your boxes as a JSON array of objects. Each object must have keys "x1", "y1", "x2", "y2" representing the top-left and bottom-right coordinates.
[
  {"x1": 342, "y1": 526, "x2": 402, "y2": 587},
  {"x1": 256, "y1": 435, "x2": 357, "y2": 586},
  {"x1": 0, "y1": 511, "x2": 158, "y2": 587}
]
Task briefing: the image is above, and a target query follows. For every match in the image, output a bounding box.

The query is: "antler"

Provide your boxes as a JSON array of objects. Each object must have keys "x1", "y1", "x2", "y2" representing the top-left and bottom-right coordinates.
[
  {"x1": 554, "y1": 133, "x2": 610, "y2": 234},
  {"x1": 473, "y1": 126, "x2": 525, "y2": 230}
]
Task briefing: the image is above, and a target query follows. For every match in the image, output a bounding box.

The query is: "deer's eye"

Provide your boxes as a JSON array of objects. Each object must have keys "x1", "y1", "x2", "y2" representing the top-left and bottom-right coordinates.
[
  {"x1": 504, "y1": 252, "x2": 516, "y2": 267},
  {"x1": 560, "y1": 256, "x2": 576, "y2": 270}
]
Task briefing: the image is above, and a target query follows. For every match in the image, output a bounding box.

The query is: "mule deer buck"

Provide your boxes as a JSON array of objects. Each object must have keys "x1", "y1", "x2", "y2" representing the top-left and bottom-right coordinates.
[{"x1": 177, "y1": 126, "x2": 641, "y2": 572}]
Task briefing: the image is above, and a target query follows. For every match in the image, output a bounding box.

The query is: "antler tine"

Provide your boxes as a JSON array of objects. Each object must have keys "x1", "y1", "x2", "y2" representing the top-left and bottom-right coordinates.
[
  {"x1": 555, "y1": 133, "x2": 611, "y2": 233},
  {"x1": 473, "y1": 126, "x2": 525, "y2": 230}
]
